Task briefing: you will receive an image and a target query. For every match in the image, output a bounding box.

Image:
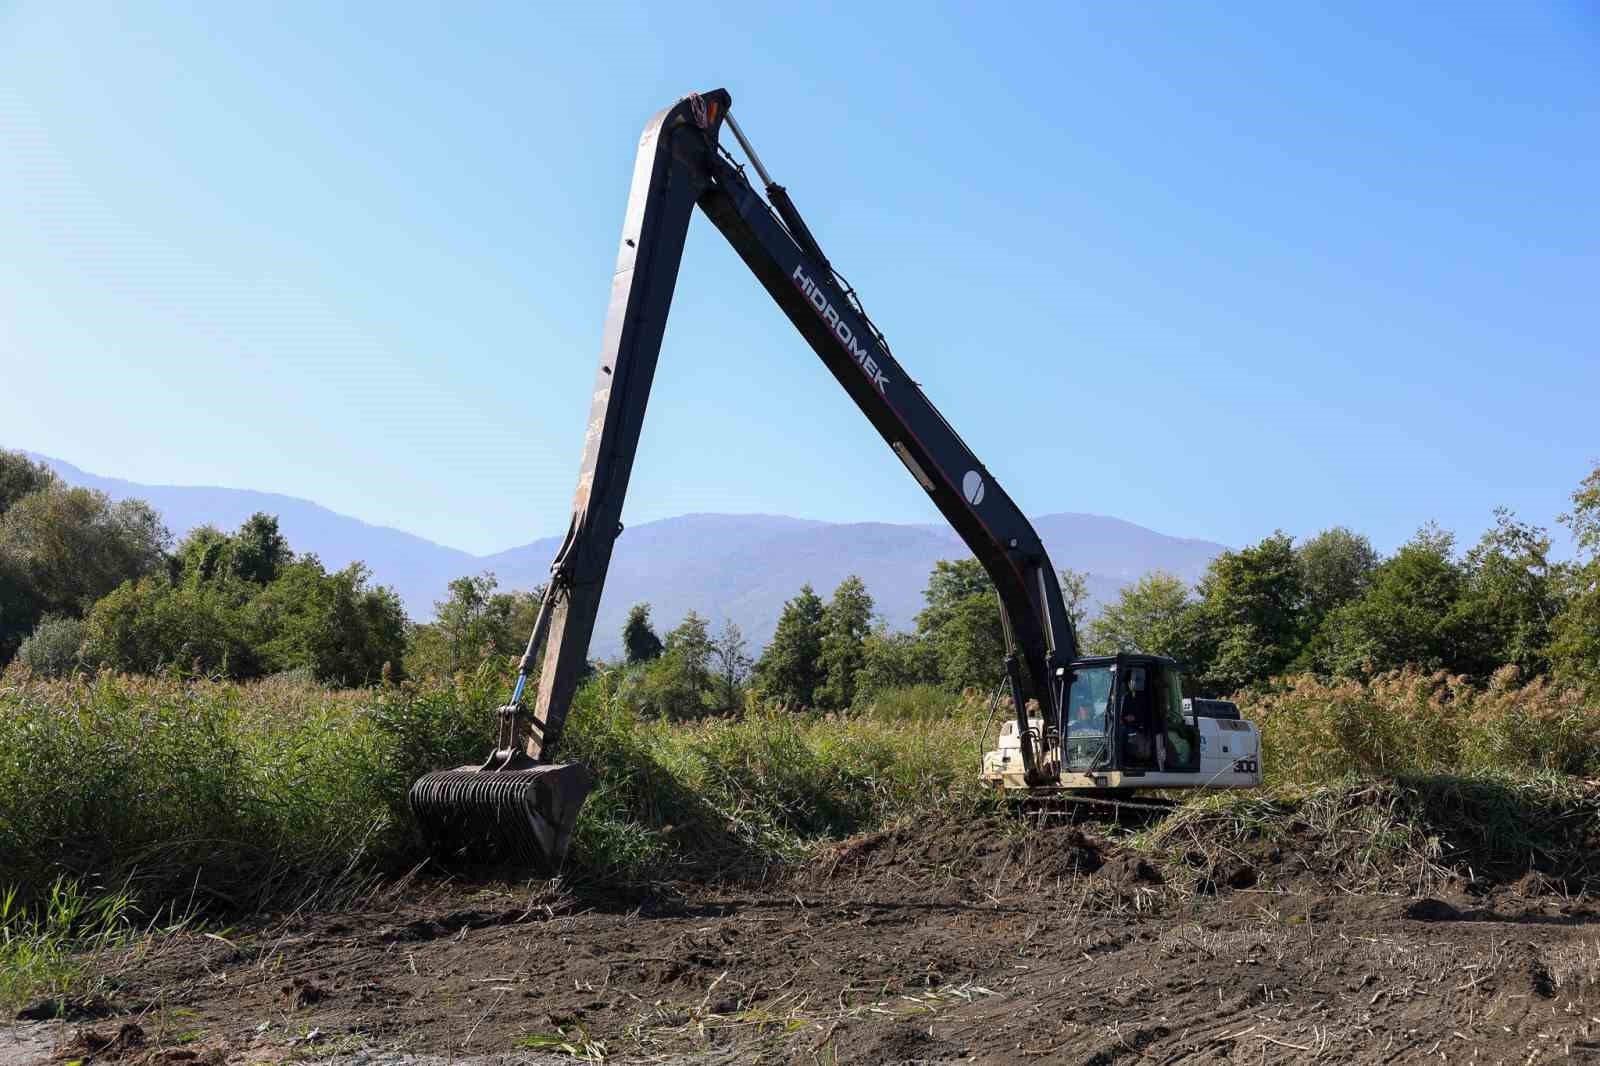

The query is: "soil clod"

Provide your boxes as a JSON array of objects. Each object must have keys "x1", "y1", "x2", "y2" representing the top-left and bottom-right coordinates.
[{"x1": 1403, "y1": 897, "x2": 1460, "y2": 921}]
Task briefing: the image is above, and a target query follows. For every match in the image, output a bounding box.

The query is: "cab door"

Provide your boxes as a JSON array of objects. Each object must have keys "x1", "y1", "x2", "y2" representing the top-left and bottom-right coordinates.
[
  {"x1": 1155, "y1": 663, "x2": 1200, "y2": 772},
  {"x1": 1114, "y1": 659, "x2": 1157, "y2": 769}
]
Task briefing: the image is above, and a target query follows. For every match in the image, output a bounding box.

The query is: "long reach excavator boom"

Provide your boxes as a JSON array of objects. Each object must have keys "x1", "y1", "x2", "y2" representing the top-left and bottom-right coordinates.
[{"x1": 408, "y1": 89, "x2": 1259, "y2": 869}]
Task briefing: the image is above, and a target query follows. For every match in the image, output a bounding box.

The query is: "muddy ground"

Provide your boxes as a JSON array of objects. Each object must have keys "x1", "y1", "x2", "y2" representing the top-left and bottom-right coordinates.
[{"x1": 13, "y1": 810, "x2": 1600, "y2": 1065}]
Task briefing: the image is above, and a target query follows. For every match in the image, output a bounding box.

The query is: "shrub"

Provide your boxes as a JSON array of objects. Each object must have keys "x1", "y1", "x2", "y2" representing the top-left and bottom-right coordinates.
[{"x1": 14, "y1": 616, "x2": 87, "y2": 678}]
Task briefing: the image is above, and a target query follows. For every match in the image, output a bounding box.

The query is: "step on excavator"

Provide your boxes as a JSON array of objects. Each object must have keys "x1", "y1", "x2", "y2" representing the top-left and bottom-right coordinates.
[{"x1": 407, "y1": 89, "x2": 1263, "y2": 869}]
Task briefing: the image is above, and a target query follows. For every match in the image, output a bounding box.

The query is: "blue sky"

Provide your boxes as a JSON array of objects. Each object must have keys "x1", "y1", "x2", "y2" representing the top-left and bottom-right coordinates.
[{"x1": 2, "y1": 2, "x2": 1595, "y2": 558}]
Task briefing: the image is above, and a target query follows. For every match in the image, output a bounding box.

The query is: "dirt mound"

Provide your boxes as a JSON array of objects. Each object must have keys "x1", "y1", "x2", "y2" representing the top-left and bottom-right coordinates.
[
  {"x1": 836, "y1": 1019, "x2": 968, "y2": 1064},
  {"x1": 807, "y1": 813, "x2": 1110, "y2": 902},
  {"x1": 51, "y1": 1022, "x2": 239, "y2": 1066},
  {"x1": 807, "y1": 779, "x2": 1600, "y2": 921},
  {"x1": 1136, "y1": 777, "x2": 1600, "y2": 910}
]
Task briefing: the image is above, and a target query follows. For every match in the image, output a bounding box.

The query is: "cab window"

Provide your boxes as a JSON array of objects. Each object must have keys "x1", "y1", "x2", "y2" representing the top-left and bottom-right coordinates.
[
  {"x1": 1156, "y1": 664, "x2": 1198, "y2": 771},
  {"x1": 1063, "y1": 665, "x2": 1112, "y2": 770}
]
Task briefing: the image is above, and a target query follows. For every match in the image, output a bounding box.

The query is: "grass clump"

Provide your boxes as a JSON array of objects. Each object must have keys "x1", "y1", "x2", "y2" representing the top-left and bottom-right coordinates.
[{"x1": 0, "y1": 878, "x2": 131, "y2": 1014}]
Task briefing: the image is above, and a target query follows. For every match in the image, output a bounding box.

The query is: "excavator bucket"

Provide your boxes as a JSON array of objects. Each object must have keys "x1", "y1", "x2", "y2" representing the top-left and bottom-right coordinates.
[
  {"x1": 408, "y1": 760, "x2": 594, "y2": 870},
  {"x1": 402, "y1": 603, "x2": 597, "y2": 876}
]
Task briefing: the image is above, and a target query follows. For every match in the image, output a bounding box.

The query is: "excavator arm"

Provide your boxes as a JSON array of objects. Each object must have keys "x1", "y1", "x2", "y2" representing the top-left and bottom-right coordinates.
[{"x1": 524, "y1": 89, "x2": 1078, "y2": 783}]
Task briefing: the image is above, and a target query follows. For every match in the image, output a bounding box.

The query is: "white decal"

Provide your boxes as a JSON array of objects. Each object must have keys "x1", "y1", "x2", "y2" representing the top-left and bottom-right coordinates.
[
  {"x1": 963, "y1": 470, "x2": 985, "y2": 506},
  {"x1": 791, "y1": 265, "x2": 890, "y2": 393}
]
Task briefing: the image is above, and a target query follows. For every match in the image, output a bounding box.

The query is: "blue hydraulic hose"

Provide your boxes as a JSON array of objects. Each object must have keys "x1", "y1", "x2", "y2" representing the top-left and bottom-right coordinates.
[{"x1": 507, "y1": 588, "x2": 556, "y2": 710}]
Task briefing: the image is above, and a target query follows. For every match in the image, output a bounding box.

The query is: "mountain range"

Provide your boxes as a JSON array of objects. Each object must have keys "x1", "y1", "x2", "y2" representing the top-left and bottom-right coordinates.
[{"x1": 28, "y1": 453, "x2": 1226, "y2": 658}]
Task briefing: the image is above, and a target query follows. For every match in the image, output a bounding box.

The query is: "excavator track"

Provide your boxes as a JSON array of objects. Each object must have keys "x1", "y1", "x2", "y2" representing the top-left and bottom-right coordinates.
[{"x1": 1014, "y1": 792, "x2": 1182, "y2": 830}]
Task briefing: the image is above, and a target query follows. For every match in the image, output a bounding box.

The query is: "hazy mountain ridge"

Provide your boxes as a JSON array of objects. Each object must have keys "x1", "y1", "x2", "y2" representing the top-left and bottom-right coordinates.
[
  {"x1": 28, "y1": 453, "x2": 480, "y2": 612},
  {"x1": 28, "y1": 453, "x2": 1227, "y2": 658}
]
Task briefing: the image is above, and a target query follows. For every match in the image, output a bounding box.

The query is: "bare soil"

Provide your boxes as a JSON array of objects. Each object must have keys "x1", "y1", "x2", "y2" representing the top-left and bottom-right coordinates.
[{"x1": 20, "y1": 810, "x2": 1600, "y2": 1064}]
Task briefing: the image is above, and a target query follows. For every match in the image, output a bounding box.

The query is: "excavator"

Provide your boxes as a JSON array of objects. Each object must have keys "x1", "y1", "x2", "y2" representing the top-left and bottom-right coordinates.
[{"x1": 408, "y1": 89, "x2": 1263, "y2": 868}]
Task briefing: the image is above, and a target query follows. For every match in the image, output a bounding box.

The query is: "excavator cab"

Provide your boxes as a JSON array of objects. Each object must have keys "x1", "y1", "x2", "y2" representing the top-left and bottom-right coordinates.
[
  {"x1": 1062, "y1": 655, "x2": 1193, "y2": 774},
  {"x1": 985, "y1": 653, "x2": 1257, "y2": 794}
]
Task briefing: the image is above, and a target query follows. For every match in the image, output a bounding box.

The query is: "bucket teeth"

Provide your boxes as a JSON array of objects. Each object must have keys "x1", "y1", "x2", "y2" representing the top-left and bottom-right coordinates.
[{"x1": 408, "y1": 763, "x2": 595, "y2": 870}]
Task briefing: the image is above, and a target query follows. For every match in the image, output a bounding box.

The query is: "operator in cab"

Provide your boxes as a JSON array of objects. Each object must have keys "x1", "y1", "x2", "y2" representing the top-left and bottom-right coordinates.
[
  {"x1": 1069, "y1": 694, "x2": 1103, "y2": 734},
  {"x1": 1122, "y1": 667, "x2": 1154, "y2": 764}
]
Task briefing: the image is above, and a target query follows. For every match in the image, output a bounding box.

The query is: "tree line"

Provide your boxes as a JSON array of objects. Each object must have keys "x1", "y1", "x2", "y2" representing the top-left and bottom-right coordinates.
[
  {"x1": 1, "y1": 452, "x2": 404, "y2": 685},
  {"x1": 626, "y1": 461, "x2": 1600, "y2": 709},
  {"x1": 4, "y1": 447, "x2": 1597, "y2": 703},
  {"x1": 1085, "y1": 486, "x2": 1598, "y2": 695}
]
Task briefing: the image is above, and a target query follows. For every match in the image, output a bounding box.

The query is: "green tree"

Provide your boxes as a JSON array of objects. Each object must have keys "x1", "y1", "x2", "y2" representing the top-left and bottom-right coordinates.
[
  {"x1": 173, "y1": 525, "x2": 234, "y2": 587},
  {"x1": 1192, "y1": 532, "x2": 1304, "y2": 693},
  {"x1": 408, "y1": 571, "x2": 539, "y2": 676},
  {"x1": 622, "y1": 603, "x2": 664, "y2": 665},
  {"x1": 754, "y1": 584, "x2": 826, "y2": 707},
  {"x1": 0, "y1": 487, "x2": 169, "y2": 618},
  {"x1": 922, "y1": 558, "x2": 992, "y2": 610},
  {"x1": 915, "y1": 559, "x2": 1004, "y2": 692},
  {"x1": 1550, "y1": 464, "x2": 1600, "y2": 688},
  {"x1": 0, "y1": 451, "x2": 57, "y2": 516},
  {"x1": 816, "y1": 575, "x2": 874, "y2": 709},
  {"x1": 1315, "y1": 525, "x2": 1476, "y2": 678},
  {"x1": 0, "y1": 485, "x2": 170, "y2": 665},
  {"x1": 1562, "y1": 463, "x2": 1600, "y2": 556},
  {"x1": 664, "y1": 611, "x2": 713, "y2": 694},
  {"x1": 929, "y1": 596, "x2": 1005, "y2": 692},
  {"x1": 170, "y1": 514, "x2": 293, "y2": 590},
  {"x1": 853, "y1": 627, "x2": 940, "y2": 699},
  {"x1": 1549, "y1": 568, "x2": 1600, "y2": 689},
  {"x1": 1296, "y1": 527, "x2": 1379, "y2": 631},
  {"x1": 230, "y1": 513, "x2": 291, "y2": 585},
  {"x1": 0, "y1": 488, "x2": 169, "y2": 618},
  {"x1": 1456, "y1": 509, "x2": 1558, "y2": 677},
  {"x1": 82, "y1": 576, "x2": 259, "y2": 678},
  {"x1": 82, "y1": 521, "x2": 408, "y2": 685},
  {"x1": 1085, "y1": 571, "x2": 1197, "y2": 660},
  {"x1": 711, "y1": 620, "x2": 752, "y2": 711},
  {"x1": 1058, "y1": 567, "x2": 1092, "y2": 629},
  {"x1": 0, "y1": 551, "x2": 34, "y2": 666},
  {"x1": 250, "y1": 557, "x2": 406, "y2": 685},
  {"x1": 636, "y1": 610, "x2": 716, "y2": 719}
]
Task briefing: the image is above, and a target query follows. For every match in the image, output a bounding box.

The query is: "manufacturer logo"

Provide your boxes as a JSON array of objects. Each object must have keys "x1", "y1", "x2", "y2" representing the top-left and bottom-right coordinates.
[
  {"x1": 791, "y1": 266, "x2": 889, "y2": 393},
  {"x1": 963, "y1": 470, "x2": 985, "y2": 506}
]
